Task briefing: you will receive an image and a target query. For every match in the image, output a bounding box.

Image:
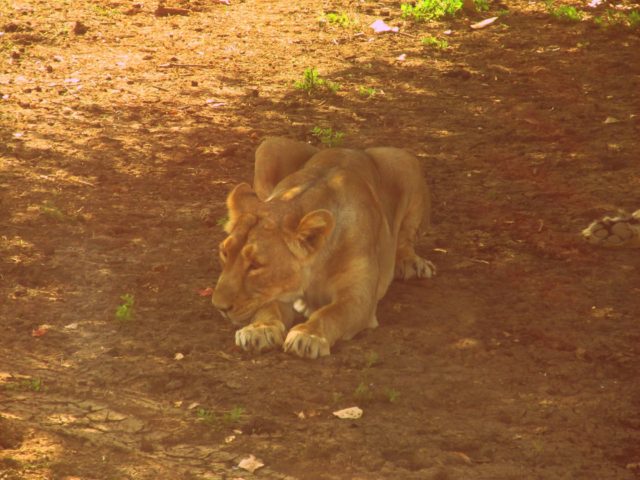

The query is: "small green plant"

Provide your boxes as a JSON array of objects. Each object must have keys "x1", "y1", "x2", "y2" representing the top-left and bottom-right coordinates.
[
  {"x1": 546, "y1": 2, "x2": 584, "y2": 22},
  {"x1": 358, "y1": 85, "x2": 378, "y2": 98},
  {"x1": 401, "y1": 0, "x2": 463, "y2": 21},
  {"x1": 353, "y1": 381, "x2": 372, "y2": 402},
  {"x1": 295, "y1": 67, "x2": 321, "y2": 93},
  {"x1": 0, "y1": 40, "x2": 16, "y2": 53},
  {"x1": 294, "y1": 68, "x2": 340, "y2": 95},
  {"x1": 474, "y1": 0, "x2": 490, "y2": 11},
  {"x1": 195, "y1": 408, "x2": 217, "y2": 424},
  {"x1": 364, "y1": 351, "x2": 381, "y2": 369},
  {"x1": 385, "y1": 388, "x2": 401, "y2": 403},
  {"x1": 312, "y1": 126, "x2": 345, "y2": 147},
  {"x1": 223, "y1": 406, "x2": 245, "y2": 424},
  {"x1": 324, "y1": 11, "x2": 356, "y2": 28},
  {"x1": 91, "y1": 4, "x2": 121, "y2": 17},
  {"x1": 115, "y1": 294, "x2": 135, "y2": 321},
  {"x1": 3, "y1": 377, "x2": 44, "y2": 392},
  {"x1": 195, "y1": 406, "x2": 245, "y2": 426},
  {"x1": 594, "y1": 9, "x2": 640, "y2": 28},
  {"x1": 27, "y1": 377, "x2": 43, "y2": 392},
  {"x1": 421, "y1": 35, "x2": 449, "y2": 49},
  {"x1": 39, "y1": 202, "x2": 66, "y2": 221}
]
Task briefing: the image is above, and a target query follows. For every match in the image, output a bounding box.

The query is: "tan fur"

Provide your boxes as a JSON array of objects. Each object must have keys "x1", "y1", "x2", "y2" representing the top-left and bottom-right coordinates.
[{"x1": 212, "y1": 137, "x2": 435, "y2": 359}]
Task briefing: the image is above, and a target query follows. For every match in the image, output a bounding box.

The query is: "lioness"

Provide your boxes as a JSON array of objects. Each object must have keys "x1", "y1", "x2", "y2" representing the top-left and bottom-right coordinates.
[{"x1": 212, "y1": 137, "x2": 435, "y2": 359}]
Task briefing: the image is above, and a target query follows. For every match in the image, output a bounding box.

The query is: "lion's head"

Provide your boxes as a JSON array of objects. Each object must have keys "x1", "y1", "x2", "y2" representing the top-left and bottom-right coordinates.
[{"x1": 212, "y1": 183, "x2": 334, "y2": 326}]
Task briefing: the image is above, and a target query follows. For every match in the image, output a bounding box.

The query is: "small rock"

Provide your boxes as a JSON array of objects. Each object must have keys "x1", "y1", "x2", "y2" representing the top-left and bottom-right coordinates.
[
  {"x1": 117, "y1": 417, "x2": 144, "y2": 433},
  {"x1": 3, "y1": 22, "x2": 21, "y2": 33},
  {"x1": 73, "y1": 21, "x2": 88, "y2": 35}
]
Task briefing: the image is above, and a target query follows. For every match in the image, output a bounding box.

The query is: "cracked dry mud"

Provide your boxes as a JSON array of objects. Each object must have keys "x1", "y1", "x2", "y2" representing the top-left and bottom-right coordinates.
[{"x1": 1, "y1": 1, "x2": 640, "y2": 479}]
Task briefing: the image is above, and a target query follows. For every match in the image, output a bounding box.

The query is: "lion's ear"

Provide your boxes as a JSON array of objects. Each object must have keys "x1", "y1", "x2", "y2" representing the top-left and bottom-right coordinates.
[
  {"x1": 226, "y1": 183, "x2": 259, "y2": 232},
  {"x1": 289, "y1": 209, "x2": 334, "y2": 257}
]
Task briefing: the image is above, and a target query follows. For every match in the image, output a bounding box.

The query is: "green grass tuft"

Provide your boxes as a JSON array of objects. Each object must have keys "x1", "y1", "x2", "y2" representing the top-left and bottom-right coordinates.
[
  {"x1": 115, "y1": 294, "x2": 135, "y2": 321},
  {"x1": 312, "y1": 127, "x2": 345, "y2": 147},
  {"x1": 546, "y1": 2, "x2": 584, "y2": 22},
  {"x1": 401, "y1": 0, "x2": 463, "y2": 21},
  {"x1": 421, "y1": 36, "x2": 449, "y2": 49},
  {"x1": 294, "y1": 68, "x2": 340, "y2": 95}
]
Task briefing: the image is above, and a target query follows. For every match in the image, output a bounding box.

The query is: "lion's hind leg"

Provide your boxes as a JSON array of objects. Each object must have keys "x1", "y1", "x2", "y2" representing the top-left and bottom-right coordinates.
[
  {"x1": 253, "y1": 137, "x2": 319, "y2": 200},
  {"x1": 394, "y1": 191, "x2": 436, "y2": 281},
  {"x1": 395, "y1": 240, "x2": 436, "y2": 280}
]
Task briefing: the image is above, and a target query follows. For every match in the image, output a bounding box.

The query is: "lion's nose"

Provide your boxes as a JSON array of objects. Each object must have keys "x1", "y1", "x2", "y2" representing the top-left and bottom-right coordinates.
[{"x1": 212, "y1": 295, "x2": 231, "y2": 312}]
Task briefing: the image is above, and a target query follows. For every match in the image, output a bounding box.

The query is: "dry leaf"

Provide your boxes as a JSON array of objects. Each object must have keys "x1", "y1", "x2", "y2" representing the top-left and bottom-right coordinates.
[
  {"x1": 198, "y1": 287, "x2": 214, "y2": 297},
  {"x1": 470, "y1": 17, "x2": 499, "y2": 30},
  {"x1": 453, "y1": 338, "x2": 480, "y2": 349},
  {"x1": 238, "y1": 454, "x2": 264, "y2": 473},
  {"x1": 32, "y1": 325, "x2": 52, "y2": 337},
  {"x1": 449, "y1": 451, "x2": 473, "y2": 464},
  {"x1": 333, "y1": 406, "x2": 363, "y2": 419},
  {"x1": 370, "y1": 19, "x2": 398, "y2": 34},
  {"x1": 174, "y1": 352, "x2": 185, "y2": 361},
  {"x1": 603, "y1": 116, "x2": 620, "y2": 124}
]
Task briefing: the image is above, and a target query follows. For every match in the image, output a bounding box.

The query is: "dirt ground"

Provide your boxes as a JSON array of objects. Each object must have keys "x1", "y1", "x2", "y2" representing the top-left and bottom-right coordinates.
[{"x1": 1, "y1": 0, "x2": 639, "y2": 478}]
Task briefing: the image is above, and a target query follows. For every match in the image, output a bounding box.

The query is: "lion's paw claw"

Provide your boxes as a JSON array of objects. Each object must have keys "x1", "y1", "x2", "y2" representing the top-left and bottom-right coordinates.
[
  {"x1": 582, "y1": 210, "x2": 640, "y2": 248},
  {"x1": 396, "y1": 256, "x2": 436, "y2": 280},
  {"x1": 235, "y1": 322, "x2": 285, "y2": 352},
  {"x1": 283, "y1": 328, "x2": 330, "y2": 359}
]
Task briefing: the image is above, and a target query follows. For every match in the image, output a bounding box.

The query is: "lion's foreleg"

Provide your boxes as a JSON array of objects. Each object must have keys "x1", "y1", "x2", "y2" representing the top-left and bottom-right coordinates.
[{"x1": 283, "y1": 294, "x2": 377, "y2": 359}]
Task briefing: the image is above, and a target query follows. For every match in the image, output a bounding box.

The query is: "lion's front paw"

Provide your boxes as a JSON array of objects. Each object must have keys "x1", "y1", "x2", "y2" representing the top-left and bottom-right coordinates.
[
  {"x1": 235, "y1": 322, "x2": 285, "y2": 352},
  {"x1": 395, "y1": 255, "x2": 436, "y2": 280},
  {"x1": 582, "y1": 210, "x2": 640, "y2": 248},
  {"x1": 283, "y1": 326, "x2": 330, "y2": 359}
]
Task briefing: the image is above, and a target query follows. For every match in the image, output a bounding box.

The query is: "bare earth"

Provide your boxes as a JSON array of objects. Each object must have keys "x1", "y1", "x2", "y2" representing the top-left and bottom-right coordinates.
[{"x1": 1, "y1": 1, "x2": 639, "y2": 479}]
